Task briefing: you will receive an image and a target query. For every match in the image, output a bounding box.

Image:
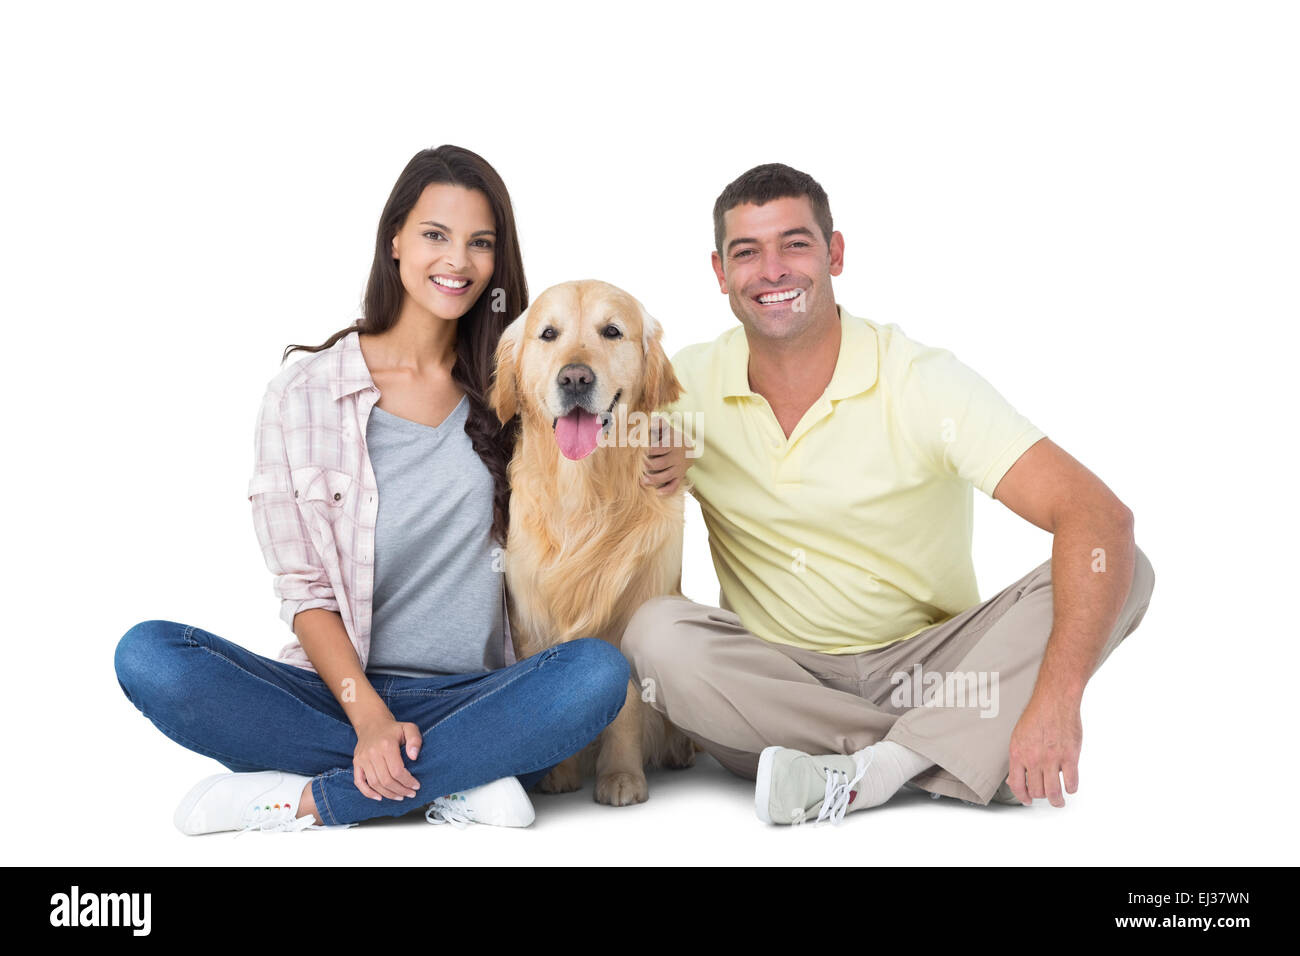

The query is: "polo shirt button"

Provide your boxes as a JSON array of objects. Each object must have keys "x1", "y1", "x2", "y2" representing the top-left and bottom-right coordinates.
[
  {"x1": 333, "y1": 492, "x2": 341, "y2": 501},
  {"x1": 771, "y1": 439, "x2": 780, "y2": 449}
]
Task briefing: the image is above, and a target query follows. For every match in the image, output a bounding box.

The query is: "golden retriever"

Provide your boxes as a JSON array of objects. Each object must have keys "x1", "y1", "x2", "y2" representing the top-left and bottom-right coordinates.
[{"x1": 488, "y1": 279, "x2": 697, "y2": 806}]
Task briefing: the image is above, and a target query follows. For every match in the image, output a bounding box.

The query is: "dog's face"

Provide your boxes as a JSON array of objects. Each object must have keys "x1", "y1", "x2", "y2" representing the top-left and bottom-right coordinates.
[{"x1": 489, "y1": 280, "x2": 682, "y2": 460}]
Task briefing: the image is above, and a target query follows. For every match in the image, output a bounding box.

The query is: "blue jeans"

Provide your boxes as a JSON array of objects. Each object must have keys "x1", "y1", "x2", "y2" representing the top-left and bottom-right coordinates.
[{"x1": 113, "y1": 621, "x2": 631, "y2": 825}]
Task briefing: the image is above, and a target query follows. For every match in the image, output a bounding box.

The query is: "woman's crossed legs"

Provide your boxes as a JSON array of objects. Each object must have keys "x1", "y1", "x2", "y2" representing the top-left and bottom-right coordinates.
[{"x1": 113, "y1": 620, "x2": 630, "y2": 826}]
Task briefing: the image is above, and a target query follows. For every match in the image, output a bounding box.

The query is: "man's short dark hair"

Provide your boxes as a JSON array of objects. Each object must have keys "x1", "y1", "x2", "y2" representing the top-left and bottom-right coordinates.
[{"x1": 712, "y1": 163, "x2": 834, "y2": 257}]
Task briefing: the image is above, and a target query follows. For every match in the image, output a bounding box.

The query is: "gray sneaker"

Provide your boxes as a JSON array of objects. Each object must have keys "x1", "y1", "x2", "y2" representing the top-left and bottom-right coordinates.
[
  {"x1": 754, "y1": 746, "x2": 871, "y2": 826},
  {"x1": 990, "y1": 780, "x2": 1025, "y2": 805},
  {"x1": 905, "y1": 779, "x2": 1026, "y2": 806}
]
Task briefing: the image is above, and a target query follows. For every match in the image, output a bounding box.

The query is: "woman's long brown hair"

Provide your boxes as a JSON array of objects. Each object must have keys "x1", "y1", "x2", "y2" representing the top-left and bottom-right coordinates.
[{"x1": 280, "y1": 145, "x2": 527, "y2": 546}]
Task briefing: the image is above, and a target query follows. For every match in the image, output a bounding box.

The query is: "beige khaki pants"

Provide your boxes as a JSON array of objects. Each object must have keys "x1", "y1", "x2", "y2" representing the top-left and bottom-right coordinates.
[{"x1": 622, "y1": 546, "x2": 1155, "y2": 805}]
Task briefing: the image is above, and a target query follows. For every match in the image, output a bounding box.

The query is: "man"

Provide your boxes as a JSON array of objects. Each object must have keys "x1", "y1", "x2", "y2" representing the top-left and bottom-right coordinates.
[{"x1": 626, "y1": 163, "x2": 1155, "y2": 825}]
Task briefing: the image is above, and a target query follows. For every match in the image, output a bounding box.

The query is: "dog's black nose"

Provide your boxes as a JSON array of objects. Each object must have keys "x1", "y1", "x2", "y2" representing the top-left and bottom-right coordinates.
[{"x1": 557, "y1": 363, "x2": 596, "y2": 396}]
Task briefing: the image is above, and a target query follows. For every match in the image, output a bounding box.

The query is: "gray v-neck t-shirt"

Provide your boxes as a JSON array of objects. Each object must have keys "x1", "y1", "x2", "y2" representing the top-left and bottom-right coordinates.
[{"x1": 364, "y1": 394, "x2": 506, "y2": 678}]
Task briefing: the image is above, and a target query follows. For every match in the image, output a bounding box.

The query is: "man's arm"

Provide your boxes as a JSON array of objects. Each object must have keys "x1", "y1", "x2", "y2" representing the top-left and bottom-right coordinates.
[{"x1": 991, "y1": 437, "x2": 1136, "y2": 806}]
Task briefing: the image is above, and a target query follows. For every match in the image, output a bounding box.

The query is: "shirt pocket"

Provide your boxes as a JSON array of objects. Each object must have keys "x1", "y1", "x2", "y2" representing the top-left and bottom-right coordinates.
[{"x1": 291, "y1": 465, "x2": 354, "y2": 521}]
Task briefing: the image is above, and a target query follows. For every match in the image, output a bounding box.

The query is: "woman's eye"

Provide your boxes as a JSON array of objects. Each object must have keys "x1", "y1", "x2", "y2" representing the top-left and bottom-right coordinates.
[
  {"x1": 540, "y1": 327, "x2": 557, "y2": 341},
  {"x1": 602, "y1": 325, "x2": 623, "y2": 339},
  {"x1": 472, "y1": 239, "x2": 494, "y2": 249},
  {"x1": 423, "y1": 231, "x2": 444, "y2": 241}
]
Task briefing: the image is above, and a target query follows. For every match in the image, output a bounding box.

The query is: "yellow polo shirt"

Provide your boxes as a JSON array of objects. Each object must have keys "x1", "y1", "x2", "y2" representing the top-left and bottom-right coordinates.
[{"x1": 664, "y1": 305, "x2": 1047, "y2": 654}]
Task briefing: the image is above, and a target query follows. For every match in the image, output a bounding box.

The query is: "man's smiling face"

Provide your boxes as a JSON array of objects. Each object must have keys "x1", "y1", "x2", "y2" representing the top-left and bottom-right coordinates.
[{"x1": 711, "y1": 194, "x2": 844, "y2": 344}]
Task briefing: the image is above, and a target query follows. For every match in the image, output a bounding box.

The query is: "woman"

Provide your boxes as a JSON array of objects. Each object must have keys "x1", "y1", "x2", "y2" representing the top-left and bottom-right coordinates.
[{"x1": 113, "y1": 145, "x2": 685, "y2": 834}]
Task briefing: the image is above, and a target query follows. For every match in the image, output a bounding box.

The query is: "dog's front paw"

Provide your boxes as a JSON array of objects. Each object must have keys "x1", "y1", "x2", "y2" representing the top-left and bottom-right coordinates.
[
  {"x1": 537, "y1": 762, "x2": 582, "y2": 794},
  {"x1": 595, "y1": 771, "x2": 648, "y2": 806}
]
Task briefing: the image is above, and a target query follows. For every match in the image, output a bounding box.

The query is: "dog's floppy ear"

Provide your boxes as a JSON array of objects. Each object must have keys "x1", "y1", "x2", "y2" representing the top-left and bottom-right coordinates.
[
  {"x1": 489, "y1": 306, "x2": 529, "y2": 424},
  {"x1": 636, "y1": 298, "x2": 683, "y2": 412}
]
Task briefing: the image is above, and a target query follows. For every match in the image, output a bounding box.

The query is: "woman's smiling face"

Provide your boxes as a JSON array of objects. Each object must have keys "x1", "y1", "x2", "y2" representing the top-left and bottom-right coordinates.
[{"x1": 391, "y1": 183, "x2": 497, "y2": 322}]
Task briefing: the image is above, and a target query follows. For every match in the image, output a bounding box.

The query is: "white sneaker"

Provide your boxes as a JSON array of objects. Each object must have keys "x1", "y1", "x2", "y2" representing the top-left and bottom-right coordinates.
[
  {"x1": 424, "y1": 776, "x2": 535, "y2": 829},
  {"x1": 173, "y1": 770, "x2": 339, "y2": 835}
]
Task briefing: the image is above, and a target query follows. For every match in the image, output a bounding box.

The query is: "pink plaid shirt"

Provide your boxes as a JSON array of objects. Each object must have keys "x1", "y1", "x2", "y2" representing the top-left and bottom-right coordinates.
[{"x1": 247, "y1": 328, "x2": 515, "y2": 675}]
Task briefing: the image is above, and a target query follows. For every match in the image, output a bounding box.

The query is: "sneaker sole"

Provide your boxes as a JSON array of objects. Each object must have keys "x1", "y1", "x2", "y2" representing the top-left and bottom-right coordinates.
[{"x1": 754, "y1": 746, "x2": 781, "y2": 824}]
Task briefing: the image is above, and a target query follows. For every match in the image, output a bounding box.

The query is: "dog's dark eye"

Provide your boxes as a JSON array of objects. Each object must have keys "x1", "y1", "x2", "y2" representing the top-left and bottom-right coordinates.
[
  {"x1": 540, "y1": 326, "x2": 557, "y2": 341},
  {"x1": 602, "y1": 325, "x2": 623, "y2": 339}
]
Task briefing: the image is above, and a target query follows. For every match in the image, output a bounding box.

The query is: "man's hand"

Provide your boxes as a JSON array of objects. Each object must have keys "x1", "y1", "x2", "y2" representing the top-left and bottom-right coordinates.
[
  {"x1": 1006, "y1": 689, "x2": 1083, "y2": 807},
  {"x1": 641, "y1": 417, "x2": 688, "y2": 494}
]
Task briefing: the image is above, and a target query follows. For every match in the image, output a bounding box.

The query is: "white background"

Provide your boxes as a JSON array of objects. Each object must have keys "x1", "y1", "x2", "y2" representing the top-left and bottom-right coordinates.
[{"x1": 3, "y1": 0, "x2": 1295, "y2": 866}]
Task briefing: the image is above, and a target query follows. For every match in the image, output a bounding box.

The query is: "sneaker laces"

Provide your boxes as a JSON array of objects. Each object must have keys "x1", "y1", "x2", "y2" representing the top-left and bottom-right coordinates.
[
  {"x1": 233, "y1": 803, "x2": 321, "y2": 838},
  {"x1": 425, "y1": 795, "x2": 472, "y2": 830},
  {"x1": 816, "y1": 749, "x2": 873, "y2": 826}
]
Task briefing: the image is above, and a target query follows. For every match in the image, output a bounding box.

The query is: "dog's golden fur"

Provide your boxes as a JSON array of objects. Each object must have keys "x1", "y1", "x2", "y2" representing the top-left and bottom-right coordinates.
[{"x1": 488, "y1": 279, "x2": 696, "y2": 805}]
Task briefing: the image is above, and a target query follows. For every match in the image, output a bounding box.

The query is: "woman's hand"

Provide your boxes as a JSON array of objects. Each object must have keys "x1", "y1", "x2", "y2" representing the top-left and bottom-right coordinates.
[
  {"x1": 352, "y1": 714, "x2": 423, "y2": 802},
  {"x1": 642, "y1": 417, "x2": 688, "y2": 495}
]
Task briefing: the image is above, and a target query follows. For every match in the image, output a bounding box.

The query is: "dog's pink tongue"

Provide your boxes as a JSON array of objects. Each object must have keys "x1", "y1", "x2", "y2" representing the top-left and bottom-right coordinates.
[{"x1": 555, "y1": 408, "x2": 602, "y2": 460}]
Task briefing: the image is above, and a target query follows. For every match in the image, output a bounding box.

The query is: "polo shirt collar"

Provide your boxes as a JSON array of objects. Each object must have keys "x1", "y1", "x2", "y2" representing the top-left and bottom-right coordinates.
[
  {"x1": 722, "y1": 304, "x2": 879, "y2": 401},
  {"x1": 329, "y1": 328, "x2": 379, "y2": 400}
]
